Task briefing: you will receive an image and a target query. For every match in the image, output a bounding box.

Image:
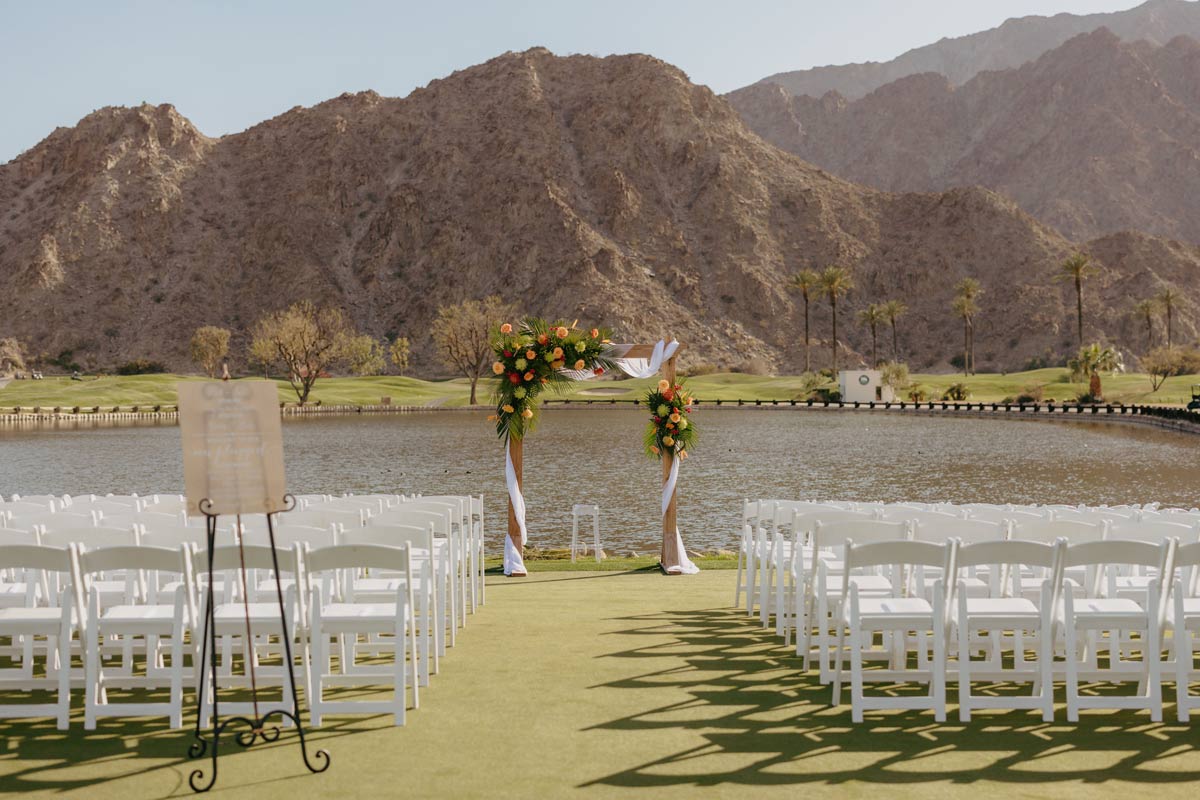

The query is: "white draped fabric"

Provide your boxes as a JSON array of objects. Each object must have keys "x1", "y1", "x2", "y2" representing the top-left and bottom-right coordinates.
[
  {"x1": 558, "y1": 339, "x2": 682, "y2": 382},
  {"x1": 661, "y1": 455, "x2": 700, "y2": 575},
  {"x1": 502, "y1": 440, "x2": 527, "y2": 576}
]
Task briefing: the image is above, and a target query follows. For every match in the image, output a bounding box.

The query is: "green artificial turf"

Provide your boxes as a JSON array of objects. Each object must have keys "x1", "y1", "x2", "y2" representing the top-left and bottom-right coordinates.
[
  {"x1": 3, "y1": 569, "x2": 1199, "y2": 799},
  {"x1": 3, "y1": 369, "x2": 1198, "y2": 410}
]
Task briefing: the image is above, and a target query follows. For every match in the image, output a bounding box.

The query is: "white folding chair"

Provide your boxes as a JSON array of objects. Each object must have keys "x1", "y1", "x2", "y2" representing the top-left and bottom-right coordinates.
[
  {"x1": 75, "y1": 545, "x2": 195, "y2": 729},
  {"x1": 830, "y1": 539, "x2": 954, "y2": 722},
  {"x1": 953, "y1": 538, "x2": 1065, "y2": 722},
  {"x1": 1170, "y1": 541, "x2": 1200, "y2": 721},
  {"x1": 1060, "y1": 539, "x2": 1174, "y2": 722},
  {"x1": 305, "y1": 543, "x2": 419, "y2": 726},
  {"x1": 0, "y1": 544, "x2": 78, "y2": 729}
]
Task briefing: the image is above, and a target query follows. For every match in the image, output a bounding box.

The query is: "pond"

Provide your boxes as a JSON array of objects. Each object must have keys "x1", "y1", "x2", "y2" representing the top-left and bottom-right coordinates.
[{"x1": 0, "y1": 409, "x2": 1196, "y2": 554}]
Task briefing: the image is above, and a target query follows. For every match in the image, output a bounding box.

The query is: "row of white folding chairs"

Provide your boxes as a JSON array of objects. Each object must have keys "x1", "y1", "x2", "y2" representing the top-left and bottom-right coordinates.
[
  {"x1": 823, "y1": 535, "x2": 1200, "y2": 723},
  {"x1": 0, "y1": 537, "x2": 441, "y2": 729},
  {"x1": 736, "y1": 499, "x2": 1200, "y2": 616},
  {"x1": 782, "y1": 516, "x2": 1200, "y2": 650}
]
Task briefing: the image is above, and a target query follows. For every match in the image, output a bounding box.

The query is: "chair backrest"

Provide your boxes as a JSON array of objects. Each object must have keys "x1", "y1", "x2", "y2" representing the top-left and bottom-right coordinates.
[
  {"x1": 75, "y1": 544, "x2": 193, "y2": 616},
  {"x1": 139, "y1": 525, "x2": 206, "y2": 550},
  {"x1": 794, "y1": 510, "x2": 877, "y2": 541},
  {"x1": 843, "y1": 539, "x2": 952, "y2": 571},
  {"x1": 966, "y1": 507, "x2": 1047, "y2": 524},
  {"x1": 40, "y1": 525, "x2": 139, "y2": 551},
  {"x1": 277, "y1": 508, "x2": 363, "y2": 531},
  {"x1": 912, "y1": 517, "x2": 1005, "y2": 545},
  {"x1": 25, "y1": 511, "x2": 99, "y2": 530},
  {"x1": 242, "y1": 523, "x2": 336, "y2": 549},
  {"x1": 305, "y1": 543, "x2": 411, "y2": 575},
  {"x1": 0, "y1": 543, "x2": 74, "y2": 573},
  {"x1": 0, "y1": 528, "x2": 40, "y2": 547},
  {"x1": 1, "y1": 500, "x2": 59, "y2": 516},
  {"x1": 1063, "y1": 539, "x2": 1172, "y2": 573},
  {"x1": 956, "y1": 538, "x2": 1062, "y2": 571},
  {"x1": 370, "y1": 508, "x2": 450, "y2": 536},
  {"x1": 312, "y1": 496, "x2": 385, "y2": 517},
  {"x1": 202, "y1": 543, "x2": 301, "y2": 574},
  {"x1": 1011, "y1": 519, "x2": 1105, "y2": 544},
  {"x1": 342, "y1": 523, "x2": 434, "y2": 553},
  {"x1": 1109, "y1": 521, "x2": 1200, "y2": 544},
  {"x1": 812, "y1": 520, "x2": 909, "y2": 553},
  {"x1": 879, "y1": 508, "x2": 962, "y2": 524}
]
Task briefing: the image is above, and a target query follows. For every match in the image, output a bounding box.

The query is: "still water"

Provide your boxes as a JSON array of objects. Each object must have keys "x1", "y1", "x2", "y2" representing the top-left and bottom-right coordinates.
[{"x1": 0, "y1": 409, "x2": 1196, "y2": 553}]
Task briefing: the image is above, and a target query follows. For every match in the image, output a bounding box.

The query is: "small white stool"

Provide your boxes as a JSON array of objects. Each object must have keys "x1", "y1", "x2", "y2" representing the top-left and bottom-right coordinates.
[{"x1": 571, "y1": 504, "x2": 601, "y2": 563}]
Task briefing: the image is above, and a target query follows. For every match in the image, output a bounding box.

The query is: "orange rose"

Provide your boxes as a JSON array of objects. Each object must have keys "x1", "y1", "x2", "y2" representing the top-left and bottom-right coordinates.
[
  {"x1": 521, "y1": 408, "x2": 534, "y2": 419},
  {"x1": 537, "y1": 333, "x2": 549, "y2": 345},
  {"x1": 502, "y1": 404, "x2": 515, "y2": 414},
  {"x1": 500, "y1": 323, "x2": 513, "y2": 334},
  {"x1": 657, "y1": 379, "x2": 670, "y2": 392},
  {"x1": 524, "y1": 371, "x2": 534, "y2": 381},
  {"x1": 552, "y1": 346, "x2": 564, "y2": 359},
  {"x1": 590, "y1": 328, "x2": 599, "y2": 338},
  {"x1": 525, "y1": 349, "x2": 537, "y2": 360},
  {"x1": 555, "y1": 326, "x2": 569, "y2": 338},
  {"x1": 574, "y1": 359, "x2": 585, "y2": 370}
]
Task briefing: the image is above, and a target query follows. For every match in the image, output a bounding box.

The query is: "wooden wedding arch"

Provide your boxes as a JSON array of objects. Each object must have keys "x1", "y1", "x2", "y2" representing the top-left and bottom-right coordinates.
[{"x1": 504, "y1": 341, "x2": 687, "y2": 576}]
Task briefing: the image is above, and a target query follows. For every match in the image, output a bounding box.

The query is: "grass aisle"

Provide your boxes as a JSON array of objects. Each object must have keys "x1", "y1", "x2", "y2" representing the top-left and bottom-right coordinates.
[{"x1": 3, "y1": 570, "x2": 1200, "y2": 798}]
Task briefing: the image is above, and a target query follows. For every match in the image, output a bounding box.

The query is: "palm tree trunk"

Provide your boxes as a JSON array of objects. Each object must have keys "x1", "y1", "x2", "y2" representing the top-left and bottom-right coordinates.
[
  {"x1": 890, "y1": 321, "x2": 898, "y2": 362},
  {"x1": 870, "y1": 325, "x2": 878, "y2": 367},
  {"x1": 1167, "y1": 306, "x2": 1173, "y2": 349},
  {"x1": 962, "y1": 319, "x2": 969, "y2": 376},
  {"x1": 831, "y1": 298, "x2": 838, "y2": 373},
  {"x1": 1075, "y1": 275, "x2": 1084, "y2": 349},
  {"x1": 968, "y1": 319, "x2": 975, "y2": 375},
  {"x1": 803, "y1": 297, "x2": 811, "y2": 372},
  {"x1": 1146, "y1": 315, "x2": 1154, "y2": 350}
]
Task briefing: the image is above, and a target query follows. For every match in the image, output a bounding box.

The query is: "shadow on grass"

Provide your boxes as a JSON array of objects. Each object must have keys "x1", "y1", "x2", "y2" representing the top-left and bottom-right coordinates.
[
  {"x1": 0, "y1": 700, "x2": 390, "y2": 796},
  {"x1": 583, "y1": 607, "x2": 1200, "y2": 789}
]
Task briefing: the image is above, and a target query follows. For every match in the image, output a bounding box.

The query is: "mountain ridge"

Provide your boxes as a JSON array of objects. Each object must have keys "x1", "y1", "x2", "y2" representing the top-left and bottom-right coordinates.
[{"x1": 1, "y1": 48, "x2": 1196, "y2": 375}]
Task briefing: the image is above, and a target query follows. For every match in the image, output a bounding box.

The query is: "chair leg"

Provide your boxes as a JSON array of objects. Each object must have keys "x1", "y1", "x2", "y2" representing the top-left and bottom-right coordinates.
[
  {"x1": 85, "y1": 627, "x2": 99, "y2": 730},
  {"x1": 170, "y1": 630, "x2": 184, "y2": 729},
  {"x1": 57, "y1": 630, "x2": 72, "y2": 730},
  {"x1": 1148, "y1": 624, "x2": 1163, "y2": 723},
  {"x1": 831, "y1": 625, "x2": 847, "y2": 707},
  {"x1": 850, "y1": 625, "x2": 865, "y2": 724},
  {"x1": 958, "y1": 621, "x2": 972, "y2": 722},
  {"x1": 309, "y1": 625, "x2": 325, "y2": 728},
  {"x1": 933, "y1": 623, "x2": 946, "y2": 723},
  {"x1": 394, "y1": 619, "x2": 406, "y2": 726},
  {"x1": 1177, "y1": 628, "x2": 1192, "y2": 723},
  {"x1": 1065, "y1": 621, "x2": 1080, "y2": 723}
]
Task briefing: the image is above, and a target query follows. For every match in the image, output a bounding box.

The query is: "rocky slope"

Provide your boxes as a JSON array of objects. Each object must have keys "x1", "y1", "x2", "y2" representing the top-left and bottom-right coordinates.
[
  {"x1": 0, "y1": 48, "x2": 1196, "y2": 375},
  {"x1": 729, "y1": 29, "x2": 1200, "y2": 244},
  {"x1": 748, "y1": 0, "x2": 1200, "y2": 100}
]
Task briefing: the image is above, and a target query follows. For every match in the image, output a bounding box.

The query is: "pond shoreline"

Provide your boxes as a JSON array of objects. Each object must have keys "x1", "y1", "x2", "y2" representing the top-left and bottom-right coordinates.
[{"x1": 2, "y1": 400, "x2": 1197, "y2": 437}]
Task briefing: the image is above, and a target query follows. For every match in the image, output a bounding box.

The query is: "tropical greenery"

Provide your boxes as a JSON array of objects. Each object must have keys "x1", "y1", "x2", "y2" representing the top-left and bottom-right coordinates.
[
  {"x1": 1057, "y1": 252, "x2": 1098, "y2": 349},
  {"x1": 1158, "y1": 286, "x2": 1181, "y2": 349},
  {"x1": 881, "y1": 299, "x2": 907, "y2": 362},
  {"x1": 1067, "y1": 343, "x2": 1123, "y2": 401},
  {"x1": 952, "y1": 278, "x2": 982, "y2": 376},
  {"x1": 488, "y1": 318, "x2": 614, "y2": 442},
  {"x1": 819, "y1": 265, "x2": 855, "y2": 373},
  {"x1": 856, "y1": 303, "x2": 884, "y2": 367},
  {"x1": 643, "y1": 378, "x2": 697, "y2": 459},
  {"x1": 787, "y1": 269, "x2": 820, "y2": 372}
]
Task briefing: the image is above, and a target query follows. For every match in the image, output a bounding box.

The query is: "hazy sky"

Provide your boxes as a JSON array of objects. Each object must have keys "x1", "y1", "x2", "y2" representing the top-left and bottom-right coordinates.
[{"x1": 0, "y1": 0, "x2": 1140, "y2": 162}]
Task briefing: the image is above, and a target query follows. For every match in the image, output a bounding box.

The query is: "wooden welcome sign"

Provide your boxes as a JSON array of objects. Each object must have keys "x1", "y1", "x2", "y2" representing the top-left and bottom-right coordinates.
[{"x1": 178, "y1": 381, "x2": 287, "y2": 517}]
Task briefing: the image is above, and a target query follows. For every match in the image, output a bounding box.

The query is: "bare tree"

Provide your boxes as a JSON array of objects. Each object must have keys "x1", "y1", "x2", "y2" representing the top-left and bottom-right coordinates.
[
  {"x1": 250, "y1": 301, "x2": 355, "y2": 404},
  {"x1": 431, "y1": 296, "x2": 513, "y2": 405},
  {"x1": 189, "y1": 326, "x2": 231, "y2": 378}
]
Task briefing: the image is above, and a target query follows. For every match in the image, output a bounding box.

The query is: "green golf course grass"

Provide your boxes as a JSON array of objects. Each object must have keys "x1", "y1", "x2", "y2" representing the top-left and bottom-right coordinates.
[
  {"x1": 2, "y1": 568, "x2": 1197, "y2": 799},
  {"x1": 2, "y1": 369, "x2": 1197, "y2": 409}
]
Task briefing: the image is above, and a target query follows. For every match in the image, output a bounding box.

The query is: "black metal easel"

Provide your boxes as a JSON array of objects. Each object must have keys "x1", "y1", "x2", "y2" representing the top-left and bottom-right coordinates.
[{"x1": 186, "y1": 494, "x2": 330, "y2": 792}]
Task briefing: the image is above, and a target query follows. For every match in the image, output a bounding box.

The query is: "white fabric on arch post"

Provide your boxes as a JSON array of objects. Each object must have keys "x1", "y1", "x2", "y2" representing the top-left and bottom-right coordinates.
[
  {"x1": 662, "y1": 455, "x2": 699, "y2": 575},
  {"x1": 503, "y1": 440, "x2": 527, "y2": 576}
]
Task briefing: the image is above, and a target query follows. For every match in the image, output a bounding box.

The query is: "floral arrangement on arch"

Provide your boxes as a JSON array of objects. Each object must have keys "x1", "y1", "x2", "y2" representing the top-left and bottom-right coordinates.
[
  {"x1": 644, "y1": 378, "x2": 696, "y2": 460},
  {"x1": 489, "y1": 318, "x2": 614, "y2": 441}
]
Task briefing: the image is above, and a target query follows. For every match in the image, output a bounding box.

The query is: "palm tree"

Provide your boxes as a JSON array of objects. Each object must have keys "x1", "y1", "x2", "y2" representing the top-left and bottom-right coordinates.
[
  {"x1": 952, "y1": 278, "x2": 982, "y2": 375},
  {"x1": 1133, "y1": 298, "x2": 1157, "y2": 352},
  {"x1": 1158, "y1": 286, "x2": 1180, "y2": 349},
  {"x1": 820, "y1": 266, "x2": 855, "y2": 372},
  {"x1": 857, "y1": 303, "x2": 885, "y2": 367},
  {"x1": 1069, "y1": 343, "x2": 1123, "y2": 401},
  {"x1": 787, "y1": 269, "x2": 821, "y2": 372},
  {"x1": 1057, "y1": 252, "x2": 1098, "y2": 349},
  {"x1": 881, "y1": 299, "x2": 907, "y2": 362}
]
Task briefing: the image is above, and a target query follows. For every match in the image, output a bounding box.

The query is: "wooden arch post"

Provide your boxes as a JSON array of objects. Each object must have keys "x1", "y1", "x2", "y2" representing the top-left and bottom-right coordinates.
[{"x1": 504, "y1": 340, "x2": 685, "y2": 574}]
